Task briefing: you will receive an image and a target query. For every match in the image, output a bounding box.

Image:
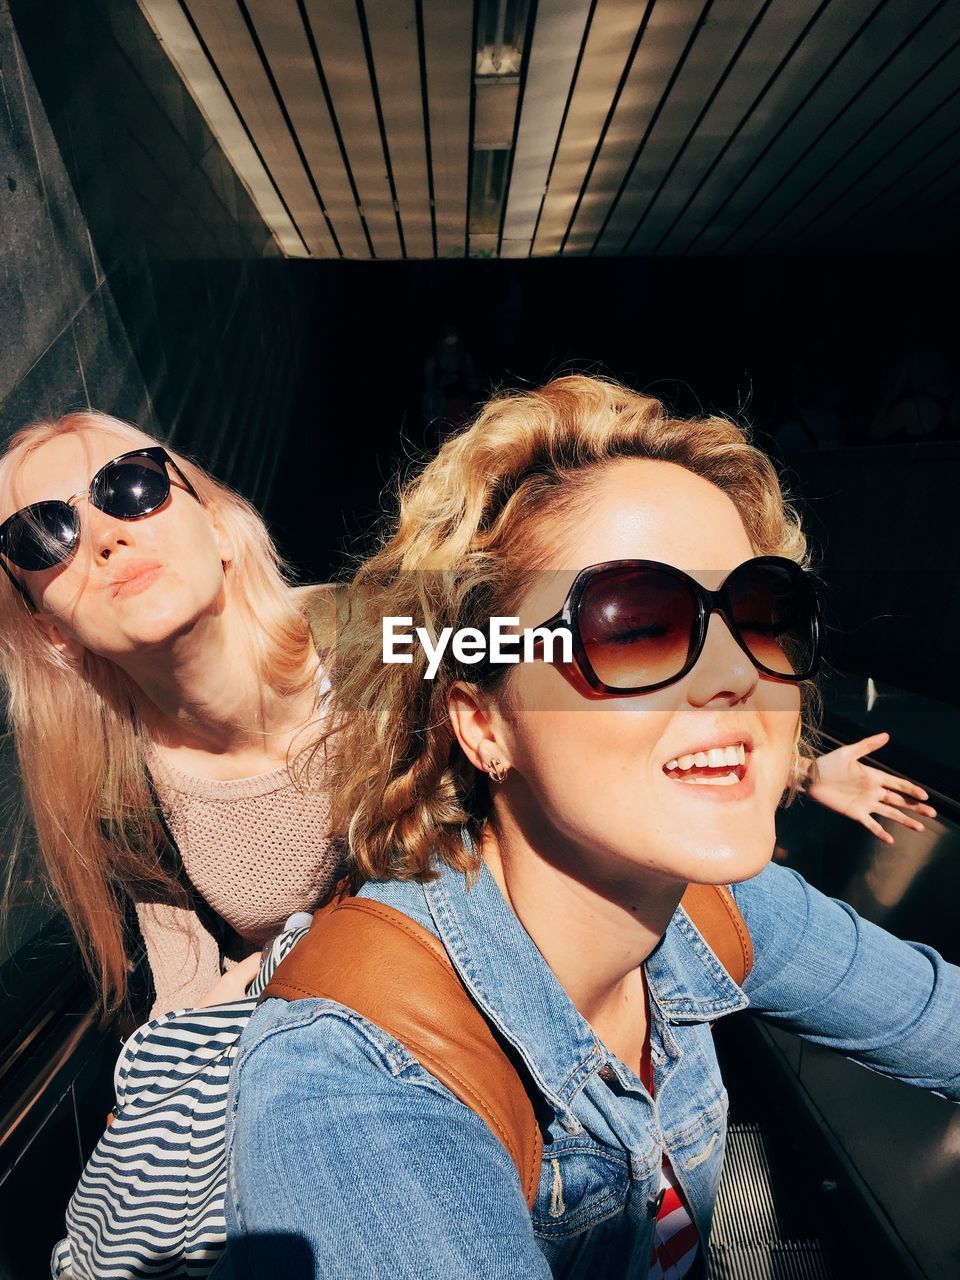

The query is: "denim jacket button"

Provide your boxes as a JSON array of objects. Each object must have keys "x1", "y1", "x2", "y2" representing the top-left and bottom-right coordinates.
[
  {"x1": 647, "y1": 1187, "x2": 666, "y2": 1218},
  {"x1": 598, "y1": 1064, "x2": 616, "y2": 1085}
]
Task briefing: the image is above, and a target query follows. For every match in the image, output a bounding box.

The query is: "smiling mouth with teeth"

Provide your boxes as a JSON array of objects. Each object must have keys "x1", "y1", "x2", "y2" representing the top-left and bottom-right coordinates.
[{"x1": 662, "y1": 742, "x2": 748, "y2": 787}]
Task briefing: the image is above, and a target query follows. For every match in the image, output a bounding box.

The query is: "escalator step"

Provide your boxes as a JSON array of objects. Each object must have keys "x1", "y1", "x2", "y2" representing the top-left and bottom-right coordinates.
[
  {"x1": 707, "y1": 1122, "x2": 834, "y2": 1280},
  {"x1": 707, "y1": 1244, "x2": 833, "y2": 1280}
]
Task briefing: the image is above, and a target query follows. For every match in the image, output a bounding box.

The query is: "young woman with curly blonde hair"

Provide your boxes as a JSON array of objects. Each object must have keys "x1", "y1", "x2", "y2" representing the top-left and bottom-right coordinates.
[{"x1": 221, "y1": 375, "x2": 952, "y2": 1280}]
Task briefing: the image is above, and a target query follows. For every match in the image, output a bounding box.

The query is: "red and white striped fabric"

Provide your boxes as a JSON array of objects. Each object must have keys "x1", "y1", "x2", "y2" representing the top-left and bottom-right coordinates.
[
  {"x1": 638, "y1": 985, "x2": 700, "y2": 1280},
  {"x1": 647, "y1": 1155, "x2": 700, "y2": 1279}
]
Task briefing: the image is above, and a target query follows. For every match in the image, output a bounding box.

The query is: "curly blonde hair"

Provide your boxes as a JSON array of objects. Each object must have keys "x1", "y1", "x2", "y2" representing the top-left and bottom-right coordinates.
[{"x1": 327, "y1": 375, "x2": 820, "y2": 883}]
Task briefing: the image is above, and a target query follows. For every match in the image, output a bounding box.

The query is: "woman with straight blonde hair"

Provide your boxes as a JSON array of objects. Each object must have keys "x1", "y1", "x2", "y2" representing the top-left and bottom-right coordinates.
[
  {"x1": 222, "y1": 375, "x2": 954, "y2": 1280},
  {"x1": 0, "y1": 410, "x2": 345, "y2": 1017}
]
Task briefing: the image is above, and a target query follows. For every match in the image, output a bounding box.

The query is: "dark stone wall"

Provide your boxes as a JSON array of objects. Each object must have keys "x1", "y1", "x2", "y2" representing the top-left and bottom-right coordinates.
[{"x1": 1, "y1": 0, "x2": 312, "y2": 507}]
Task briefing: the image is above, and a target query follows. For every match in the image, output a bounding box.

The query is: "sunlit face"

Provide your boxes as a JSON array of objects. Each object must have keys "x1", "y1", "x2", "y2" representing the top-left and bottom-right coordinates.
[
  {"x1": 489, "y1": 458, "x2": 801, "y2": 890},
  {"x1": 1, "y1": 428, "x2": 229, "y2": 661}
]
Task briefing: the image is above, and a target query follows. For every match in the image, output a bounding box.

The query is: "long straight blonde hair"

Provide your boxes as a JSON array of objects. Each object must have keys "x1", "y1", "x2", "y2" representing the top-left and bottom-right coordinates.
[{"x1": 0, "y1": 411, "x2": 317, "y2": 1011}]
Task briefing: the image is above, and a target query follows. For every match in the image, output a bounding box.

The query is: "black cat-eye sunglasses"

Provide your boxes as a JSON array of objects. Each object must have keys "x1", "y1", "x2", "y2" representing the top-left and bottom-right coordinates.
[{"x1": 0, "y1": 446, "x2": 200, "y2": 597}]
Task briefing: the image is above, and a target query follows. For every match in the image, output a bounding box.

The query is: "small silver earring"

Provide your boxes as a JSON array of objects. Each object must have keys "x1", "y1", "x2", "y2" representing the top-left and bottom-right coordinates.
[{"x1": 487, "y1": 758, "x2": 509, "y2": 784}]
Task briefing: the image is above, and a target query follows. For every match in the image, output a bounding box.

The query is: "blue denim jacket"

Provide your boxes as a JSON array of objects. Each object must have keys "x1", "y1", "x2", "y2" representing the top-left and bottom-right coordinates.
[{"x1": 219, "y1": 855, "x2": 960, "y2": 1279}]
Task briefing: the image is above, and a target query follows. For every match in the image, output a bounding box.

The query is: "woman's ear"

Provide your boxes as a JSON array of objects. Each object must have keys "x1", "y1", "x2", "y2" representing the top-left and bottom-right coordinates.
[
  {"x1": 446, "y1": 681, "x2": 511, "y2": 775},
  {"x1": 214, "y1": 520, "x2": 233, "y2": 570},
  {"x1": 32, "y1": 611, "x2": 83, "y2": 663}
]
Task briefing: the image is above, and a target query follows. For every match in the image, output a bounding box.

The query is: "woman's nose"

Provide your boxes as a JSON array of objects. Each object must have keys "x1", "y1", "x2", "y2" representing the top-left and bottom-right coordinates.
[
  {"x1": 685, "y1": 611, "x2": 759, "y2": 707},
  {"x1": 81, "y1": 503, "x2": 133, "y2": 560}
]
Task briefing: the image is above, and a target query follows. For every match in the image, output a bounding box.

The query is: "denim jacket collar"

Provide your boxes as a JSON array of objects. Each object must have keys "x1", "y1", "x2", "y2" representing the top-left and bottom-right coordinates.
[{"x1": 422, "y1": 838, "x2": 748, "y2": 1125}]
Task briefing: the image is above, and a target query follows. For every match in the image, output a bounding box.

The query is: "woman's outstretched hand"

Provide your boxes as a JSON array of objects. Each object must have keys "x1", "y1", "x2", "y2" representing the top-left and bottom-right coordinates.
[
  {"x1": 804, "y1": 732, "x2": 937, "y2": 844},
  {"x1": 196, "y1": 951, "x2": 263, "y2": 1008}
]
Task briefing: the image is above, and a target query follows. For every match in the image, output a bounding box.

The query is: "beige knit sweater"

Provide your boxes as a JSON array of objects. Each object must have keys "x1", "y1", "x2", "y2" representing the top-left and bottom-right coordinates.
[{"x1": 136, "y1": 750, "x2": 347, "y2": 1017}]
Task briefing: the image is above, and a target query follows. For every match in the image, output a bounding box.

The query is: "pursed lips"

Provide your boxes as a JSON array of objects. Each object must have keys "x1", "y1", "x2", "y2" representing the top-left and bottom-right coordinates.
[{"x1": 110, "y1": 562, "x2": 164, "y2": 596}]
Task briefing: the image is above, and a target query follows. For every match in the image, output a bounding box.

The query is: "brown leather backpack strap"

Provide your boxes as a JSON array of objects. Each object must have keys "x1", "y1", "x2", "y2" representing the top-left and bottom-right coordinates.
[
  {"x1": 679, "y1": 883, "x2": 753, "y2": 986},
  {"x1": 262, "y1": 898, "x2": 543, "y2": 1210}
]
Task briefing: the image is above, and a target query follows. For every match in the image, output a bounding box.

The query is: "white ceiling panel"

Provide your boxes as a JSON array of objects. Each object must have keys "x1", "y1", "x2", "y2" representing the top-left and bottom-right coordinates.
[
  {"x1": 559, "y1": 0, "x2": 709, "y2": 256},
  {"x1": 138, "y1": 0, "x2": 309, "y2": 255},
  {"x1": 303, "y1": 0, "x2": 402, "y2": 257},
  {"x1": 184, "y1": 0, "x2": 338, "y2": 256},
  {"x1": 363, "y1": 0, "x2": 434, "y2": 257},
  {"x1": 692, "y1": 0, "x2": 948, "y2": 255},
  {"x1": 142, "y1": 0, "x2": 960, "y2": 260},
  {"x1": 421, "y1": 0, "x2": 472, "y2": 257},
  {"x1": 746, "y1": 4, "x2": 960, "y2": 253},
  {"x1": 499, "y1": 0, "x2": 593, "y2": 259},
  {"x1": 244, "y1": 0, "x2": 370, "y2": 257},
  {"x1": 630, "y1": 0, "x2": 856, "y2": 256},
  {"x1": 532, "y1": 0, "x2": 650, "y2": 256},
  {"x1": 590, "y1": 0, "x2": 770, "y2": 256},
  {"x1": 778, "y1": 54, "x2": 960, "y2": 252},
  {"x1": 654, "y1": 0, "x2": 890, "y2": 255}
]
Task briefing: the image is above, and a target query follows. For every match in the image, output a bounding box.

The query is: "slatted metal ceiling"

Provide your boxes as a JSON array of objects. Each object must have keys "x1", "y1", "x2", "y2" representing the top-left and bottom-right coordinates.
[{"x1": 137, "y1": 0, "x2": 960, "y2": 259}]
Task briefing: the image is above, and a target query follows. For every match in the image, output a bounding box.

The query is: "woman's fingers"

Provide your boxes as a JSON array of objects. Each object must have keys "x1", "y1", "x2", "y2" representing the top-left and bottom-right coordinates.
[
  {"x1": 863, "y1": 814, "x2": 895, "y2": 844},
  {"x1": 879, "y1": 772, "x2": 930, "y2": 802},
  {"x1": 874, "y1": 803, "x2": 926, "y2": 832},
  {"x1": 878, "y1": 789, "x2": 937, "y2": 818},
  {"x1": 237, "y1": 951, "x2": 265, "y2": 980},
  {"x1": 850, "y1": 732, "x2": 890, "y2": 759},
  {"x1": 197, "y1": 951, "x2": 263, "y2": 1008}
]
